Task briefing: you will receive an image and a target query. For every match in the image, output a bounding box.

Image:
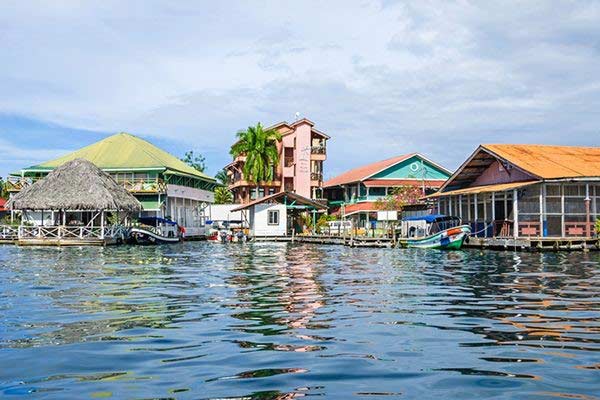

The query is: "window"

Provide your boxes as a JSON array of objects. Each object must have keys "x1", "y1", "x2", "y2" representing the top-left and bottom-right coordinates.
[
  {"x1": 268, "y1": 210, "x2": 279, "y2": 225},
  {"x1": 369, "y1": 187, "x2": 386, "y2": 197}
]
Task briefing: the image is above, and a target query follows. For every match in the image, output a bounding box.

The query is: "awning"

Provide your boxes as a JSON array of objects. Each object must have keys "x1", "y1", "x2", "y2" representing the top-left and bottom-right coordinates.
[
  {"x1": 362, "y1": 179, "x2": 445, "y2": 188},
  {"x1": 426, "y1": 180, "x2": 540, "y2": 198},
  {"x1": 332, "y1": 201, "x2": 380, "y2": 217},
  {"x1": 232, "y1": 191, "x2": 327, "y2": 211}
]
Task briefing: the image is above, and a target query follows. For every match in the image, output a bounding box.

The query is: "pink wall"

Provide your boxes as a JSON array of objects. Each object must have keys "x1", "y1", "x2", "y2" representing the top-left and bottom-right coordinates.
[
  {"x1": 471, "y1": 160, "x2": 534, "y2": 186},
  {"x1": 294, "y1": 122, "x2": 312, "y2": 198}
]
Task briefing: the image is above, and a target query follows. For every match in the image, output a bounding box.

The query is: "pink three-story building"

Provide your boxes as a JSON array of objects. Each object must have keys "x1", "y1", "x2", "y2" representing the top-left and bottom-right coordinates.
[{"x1": 225, "y1": 118, "x2": 329, "y2": 204}]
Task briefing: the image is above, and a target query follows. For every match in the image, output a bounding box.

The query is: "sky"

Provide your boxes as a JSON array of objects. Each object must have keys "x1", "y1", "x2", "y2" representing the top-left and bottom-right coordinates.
[{"x1": 1, "y1": 0, "x2": 599, "y2": 181}]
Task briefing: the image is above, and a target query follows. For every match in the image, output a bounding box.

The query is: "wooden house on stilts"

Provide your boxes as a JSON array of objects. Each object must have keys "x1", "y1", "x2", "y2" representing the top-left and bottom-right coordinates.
[
  {"x1": 429, "y1": 144, "x2": 600, "y2": 249},
  {"x1": 7, "y1": 159, "x2": 142, "y2": 246}
]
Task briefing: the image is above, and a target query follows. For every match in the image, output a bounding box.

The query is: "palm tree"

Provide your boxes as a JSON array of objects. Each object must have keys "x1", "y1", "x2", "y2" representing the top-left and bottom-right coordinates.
[
  {"x1": 214, "y1": 186, "x2": 233, "y2": 204},
  {"x1": 230, "y1": 123, "x2": 282, "y2": 198},
  {"x1": 215, "y1": 169, "x2": 229, "y2": 185}
]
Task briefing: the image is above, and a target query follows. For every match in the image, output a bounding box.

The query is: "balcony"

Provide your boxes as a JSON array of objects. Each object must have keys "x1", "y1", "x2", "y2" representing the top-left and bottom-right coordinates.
[
  {"x1": 228, "y1": 175, "x2": 282, "y2": 190},
  {"x1": 284, "y1": 156, "x2": 294, "y2": 167},
  {"x1": 6, "y1": 175, "x2": 167, "y2": 194},
  {"x1": 311, "y1": 146, "x2": 326, "y2": 161},
  {"x1": 311, "y1": 172, "x2": 323, "y2": 182},
  {"x1": 6, "y1": 176, "x2": 43, "y2": 192},
  {"x1": 112, "y1": 177, "x2": 167, "y2": 193}
]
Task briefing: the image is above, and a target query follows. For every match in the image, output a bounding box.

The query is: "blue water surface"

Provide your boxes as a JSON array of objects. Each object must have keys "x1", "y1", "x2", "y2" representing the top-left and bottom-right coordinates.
[{"x1": 0, "y1": 243, "x2": 599, "y2": 399}]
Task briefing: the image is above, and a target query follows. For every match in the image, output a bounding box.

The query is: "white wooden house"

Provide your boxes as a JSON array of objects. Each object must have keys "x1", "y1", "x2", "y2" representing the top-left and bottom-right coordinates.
[{"x1": 232, "y1": 192, "x2": 327, "y2": 237}]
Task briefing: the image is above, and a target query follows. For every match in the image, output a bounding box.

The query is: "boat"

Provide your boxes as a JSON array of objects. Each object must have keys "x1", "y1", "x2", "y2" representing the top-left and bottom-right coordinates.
[
  {"x1": 128, "y1": 217, "x2": 181, "y2": 245},
  {"x1": 400, "y1": 214, "x2": 471, "y2": 250}
]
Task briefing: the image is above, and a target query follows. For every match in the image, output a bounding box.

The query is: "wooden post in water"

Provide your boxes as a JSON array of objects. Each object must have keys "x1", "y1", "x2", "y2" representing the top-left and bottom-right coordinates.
[
  {"x1": 513, "y1": 189, "x2": 519, "y2": 239},
  {"x1": 585, "y1": 183, "x2": 591, "y2": 238},
  {"x1": 100, "y1": 211, "x2": 105, "y2": 239}
]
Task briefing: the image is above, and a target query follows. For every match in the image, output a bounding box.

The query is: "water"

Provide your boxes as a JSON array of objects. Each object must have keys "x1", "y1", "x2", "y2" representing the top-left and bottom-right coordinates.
[{"x1": 0, "y1": 243, "x2": 599, "y2": 399}]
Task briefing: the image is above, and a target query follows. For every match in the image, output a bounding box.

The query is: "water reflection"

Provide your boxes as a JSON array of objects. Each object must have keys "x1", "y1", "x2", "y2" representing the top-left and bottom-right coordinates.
[{"x1": 0, "y1": 243, "x2": 599, "y2": 399}]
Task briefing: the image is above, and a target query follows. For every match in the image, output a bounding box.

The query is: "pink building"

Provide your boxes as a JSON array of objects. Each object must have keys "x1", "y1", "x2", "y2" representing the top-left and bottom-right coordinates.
[{"x1": 225, "y1": 118, "x2": 329, "y2": 204}]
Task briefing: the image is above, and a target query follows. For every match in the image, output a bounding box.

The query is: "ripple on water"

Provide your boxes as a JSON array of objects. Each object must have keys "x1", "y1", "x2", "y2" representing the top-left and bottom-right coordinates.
[{"x1": 0, "y1": 243, "x2": 599, "y2": 399}]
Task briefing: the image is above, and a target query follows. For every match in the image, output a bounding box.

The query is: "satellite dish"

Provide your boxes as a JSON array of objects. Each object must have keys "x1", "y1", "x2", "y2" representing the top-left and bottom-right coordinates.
[{"x1": 295, "y1": 112, "x2": 300, "y2": 120}]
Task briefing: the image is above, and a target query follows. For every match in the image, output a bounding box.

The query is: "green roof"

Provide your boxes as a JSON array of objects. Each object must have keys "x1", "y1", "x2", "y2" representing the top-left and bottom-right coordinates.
[{"x1": 22, "y1": 133, "x2": 214, "y2": 182}]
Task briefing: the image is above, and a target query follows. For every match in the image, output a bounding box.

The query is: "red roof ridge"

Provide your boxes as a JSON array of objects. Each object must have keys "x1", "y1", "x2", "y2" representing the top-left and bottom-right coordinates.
[{"x1": 323, "y1": 153, "x2": 417, "y2": 188}]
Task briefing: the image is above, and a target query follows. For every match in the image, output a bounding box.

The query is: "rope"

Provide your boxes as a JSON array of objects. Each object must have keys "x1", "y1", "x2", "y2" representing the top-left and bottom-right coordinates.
[{"x1": 469, "y1": 221, "x2": 495, "y2": 236}]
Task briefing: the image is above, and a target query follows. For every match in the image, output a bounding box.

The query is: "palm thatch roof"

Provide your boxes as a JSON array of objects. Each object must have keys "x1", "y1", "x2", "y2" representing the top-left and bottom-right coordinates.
[{"x1": 8, "y1": 158, "x2": 142, "y2": 212}]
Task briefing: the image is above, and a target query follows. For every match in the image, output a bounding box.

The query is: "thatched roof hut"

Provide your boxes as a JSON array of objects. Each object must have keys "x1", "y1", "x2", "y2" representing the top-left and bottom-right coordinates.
[{"x1": 8, "y1": 158, "x2": 142, "y2": 212}]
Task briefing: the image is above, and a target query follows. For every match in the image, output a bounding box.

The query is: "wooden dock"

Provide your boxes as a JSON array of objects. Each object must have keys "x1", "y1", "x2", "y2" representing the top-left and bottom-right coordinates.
[
  {"x1": 252, "y1": 235, "x2": 394, "y2": 248},
  {"x1": 465, "y1": 236, "x2": 600, "y2": 251},
  {"x1": 251, "y1": 234, "x2": 600, "y2": 251}
]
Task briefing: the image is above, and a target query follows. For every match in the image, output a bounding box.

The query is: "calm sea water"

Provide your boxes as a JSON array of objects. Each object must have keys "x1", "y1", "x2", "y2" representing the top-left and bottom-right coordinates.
[{"x1": 0, "y1": 243, "x2": 599, "y2": 399}]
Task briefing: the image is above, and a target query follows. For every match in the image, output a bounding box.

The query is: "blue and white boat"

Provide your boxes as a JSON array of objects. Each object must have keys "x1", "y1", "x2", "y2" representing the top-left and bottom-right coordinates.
[
  {"x1": 129, "y1": 217, "x2": 181, "y2": 245},
  {"x1": 400, "y1": 214, "x2": 471, "y2": 249}
]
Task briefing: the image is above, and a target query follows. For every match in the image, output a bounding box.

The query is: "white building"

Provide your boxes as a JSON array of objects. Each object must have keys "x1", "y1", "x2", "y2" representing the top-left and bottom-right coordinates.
[{"x1": 232, "y1": 192, "x2": 327, "y2": 237}]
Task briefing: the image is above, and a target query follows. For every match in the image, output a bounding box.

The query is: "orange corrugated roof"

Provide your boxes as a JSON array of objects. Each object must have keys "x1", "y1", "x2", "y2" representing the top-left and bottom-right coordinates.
[
  {"x1": 332, "y1": 202, "x2": 380, "y2": 216},
  {"x1": 324, "y1": 154, "x2": 415, "y2": 188},
  {"x1": 483, "y1": 144, "x2": 600, "y2": 179},
  {"x1": 427, "y1": 181, "x2": 539, "y2": 198}
]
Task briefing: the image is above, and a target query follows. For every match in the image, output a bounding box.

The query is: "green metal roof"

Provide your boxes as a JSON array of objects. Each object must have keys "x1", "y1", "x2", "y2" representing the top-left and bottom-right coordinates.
[{"x1": 21, "y1": 132, "x2": 215, "y2": 182}]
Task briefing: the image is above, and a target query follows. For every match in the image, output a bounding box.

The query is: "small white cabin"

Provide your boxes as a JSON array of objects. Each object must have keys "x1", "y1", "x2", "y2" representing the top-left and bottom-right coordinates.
[{"x1": 232, "y1": 192, "x2": 327, "y2": 237}]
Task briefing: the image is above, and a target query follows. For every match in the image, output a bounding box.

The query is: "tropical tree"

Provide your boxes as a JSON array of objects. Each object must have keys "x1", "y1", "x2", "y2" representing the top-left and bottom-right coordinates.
[
  {"x1": 214, "y1": 186, "x2": 233, "y2": 204},
  {"x1": 230, "y1": 123, "x2": 282, "y2": 193},
  {"x1": 0, "y1": 177, "x2": 8, "y2": 199},
  {"x1": 215, "y1": 169, "x2": 229, "y2": 185},
  {"x1": 374, "y1": 185, "x2": 423, "y2": 212},
  {"x1": 181, "y1": 151, "x2": 206, "y2": 173}
]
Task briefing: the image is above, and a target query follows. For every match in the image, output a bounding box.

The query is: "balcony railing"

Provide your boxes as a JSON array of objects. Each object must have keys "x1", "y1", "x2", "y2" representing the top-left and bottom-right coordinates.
[
  {"x1": 311, "y1": 146, "x2": 326, "y2": 155},
  {"x1": 6, "y1": 176, "x2": 43, "y2": 192},
  {"x1": 284, "y1": 157, "x2": 294, "y2": 167},
  {"x1": 112, "y1": 177, "x2": 167, "y2": 193},
  {"x1": 311, "y1": 172, "x2": 323, "y2": 181},
  {"x1": 6, "y1": 176, "x2": 166, "y2": 194}
]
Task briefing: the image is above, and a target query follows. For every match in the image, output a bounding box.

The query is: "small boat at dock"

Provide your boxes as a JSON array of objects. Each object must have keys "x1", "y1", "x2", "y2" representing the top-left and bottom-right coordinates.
[
  {"x1": 400, "y1": 215, "x2": 471, "y2": 250},
  {"x1": 128, "y1": 217, "x2": 181, "y2": 245}
]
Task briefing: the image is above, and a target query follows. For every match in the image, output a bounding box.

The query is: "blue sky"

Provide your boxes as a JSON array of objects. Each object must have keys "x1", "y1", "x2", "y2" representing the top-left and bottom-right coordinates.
[{"x1": 1, "y1": 1, "x2": 599, "y2": 181}]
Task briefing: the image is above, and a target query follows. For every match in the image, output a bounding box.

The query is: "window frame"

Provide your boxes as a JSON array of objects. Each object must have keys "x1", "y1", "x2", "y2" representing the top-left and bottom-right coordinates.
[{"x1": 267, "y1": 210, "x2": 280, "y2": 225}]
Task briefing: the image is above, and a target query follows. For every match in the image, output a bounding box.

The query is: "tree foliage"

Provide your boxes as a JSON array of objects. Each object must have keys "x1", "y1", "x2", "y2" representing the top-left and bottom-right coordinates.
[
  {"x1": 181, "y1": 151, "x2": 206, "y2": 173},
  {"x1": 214, "y1": 186, "x2": 233, "y2": 204},
  {"x1": 0, "y1": 177, "x2": 8, "y2": 199},
  {"x1": 229, "y1": 122, "x2": 282, "y2": 184},
  {"x1": 215, "y1": 169, "x2": 229, "y2": 185},
  {"x1": 374, "y1": 185, "x2": 423, "y2": 212}
]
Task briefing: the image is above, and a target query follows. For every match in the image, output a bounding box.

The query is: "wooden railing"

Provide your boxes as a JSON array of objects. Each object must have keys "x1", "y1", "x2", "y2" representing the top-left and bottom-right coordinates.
[
  {"x1": 311, "y1": 172, "x2": 323, "y2": 181},
  {"x1": 0, "y1": 226, "x2": 18, "y2": 240},
  {"x1": 7, "y1": 176, "x2": 166, "y2": 194},
  {"x1": 311, "y1": 146, "x2": 326, "y2": 155},
  {"x1": 0, "y1": 225, "x2": 129, "y2": 241},
  {"x1": 110, "y1": 177, "x2": 167, "y2": 193}
]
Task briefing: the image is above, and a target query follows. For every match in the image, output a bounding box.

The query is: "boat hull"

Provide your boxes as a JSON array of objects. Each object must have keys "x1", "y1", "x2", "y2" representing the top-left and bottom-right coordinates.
[
  {"x1": 129, "y1": 227, "x2": 181, "y2": 245},
  {"x1": 406, "y1": 225, "x2": 471, "y2": 250}
]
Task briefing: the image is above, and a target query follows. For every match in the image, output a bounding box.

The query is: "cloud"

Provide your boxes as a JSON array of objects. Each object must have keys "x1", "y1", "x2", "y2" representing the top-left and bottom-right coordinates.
[{"x1": 0, "y1": 0, "x2": 599, "y2": 179}]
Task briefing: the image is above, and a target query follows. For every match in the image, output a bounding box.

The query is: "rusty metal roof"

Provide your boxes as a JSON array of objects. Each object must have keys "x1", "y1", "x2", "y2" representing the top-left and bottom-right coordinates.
[
  {"x1": 483, "y1": 144, "x2": 600, "y2": 179},
  {"x1": 427, "y1": 181, "x2": 539, "y2": 198}
]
